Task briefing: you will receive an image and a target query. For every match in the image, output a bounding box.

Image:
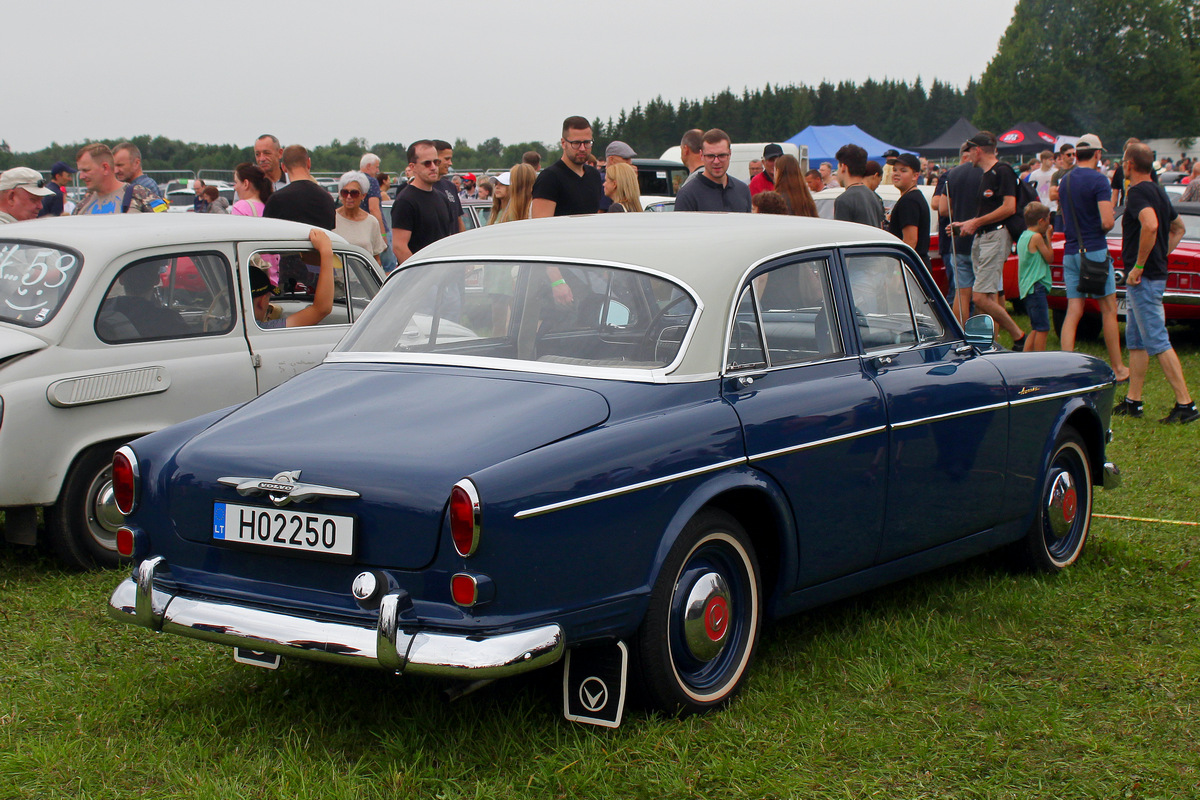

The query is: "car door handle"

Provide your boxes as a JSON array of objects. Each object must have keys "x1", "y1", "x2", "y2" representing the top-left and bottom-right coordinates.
[{"x1": 874, "y1": 355, "x2": 893, "y2": 367}]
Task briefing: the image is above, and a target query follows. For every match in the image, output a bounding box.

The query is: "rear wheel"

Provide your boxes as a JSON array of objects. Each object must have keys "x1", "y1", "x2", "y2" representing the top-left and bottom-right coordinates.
[
  {"x1": 1014, "y1": 429, "x2": 1092, "y2": 572},
  {"x1": 46, "y1": 444, "x2": 128, "y2": 570},
  {"x1": 634, "y1": 509, "x2": 762, "y2": 715}
]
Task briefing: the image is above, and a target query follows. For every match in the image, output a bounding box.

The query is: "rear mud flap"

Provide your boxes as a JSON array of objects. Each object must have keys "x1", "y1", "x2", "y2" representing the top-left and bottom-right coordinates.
[{"x1": 562, "y1": 640, "x2": 627, "y2": 728}]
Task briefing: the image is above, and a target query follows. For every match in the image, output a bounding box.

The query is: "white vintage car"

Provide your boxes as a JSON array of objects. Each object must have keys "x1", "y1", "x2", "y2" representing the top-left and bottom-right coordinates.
[{"x1": 0, "y1": 215, "x2": 384, "y2": 568}]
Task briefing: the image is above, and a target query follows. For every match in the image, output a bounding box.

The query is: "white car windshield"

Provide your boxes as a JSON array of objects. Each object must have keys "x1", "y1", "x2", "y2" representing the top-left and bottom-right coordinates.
[
  {"x1": 336, "y1": 260, "x2": 697, "y2": 370},
  {"x1": 0, "y1": 242, "x2": 83, "y2": 327}
]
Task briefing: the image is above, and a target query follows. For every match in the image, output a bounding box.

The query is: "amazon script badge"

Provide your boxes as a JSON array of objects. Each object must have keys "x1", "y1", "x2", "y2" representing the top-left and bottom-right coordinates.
[{"x1": 563, "y1": 641, "x2": 628, "y2": 727}]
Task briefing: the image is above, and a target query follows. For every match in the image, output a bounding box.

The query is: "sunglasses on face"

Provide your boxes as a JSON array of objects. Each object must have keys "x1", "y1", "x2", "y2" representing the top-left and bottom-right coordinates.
[{"x1": 340, "y1": 189, "x2": 361, "y2": 198}]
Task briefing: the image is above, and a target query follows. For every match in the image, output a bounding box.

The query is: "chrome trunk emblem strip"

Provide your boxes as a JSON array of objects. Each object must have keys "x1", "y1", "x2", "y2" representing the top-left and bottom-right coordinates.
[{"x1": 217, "y1": 470, "x2": 360, "y2": 507}]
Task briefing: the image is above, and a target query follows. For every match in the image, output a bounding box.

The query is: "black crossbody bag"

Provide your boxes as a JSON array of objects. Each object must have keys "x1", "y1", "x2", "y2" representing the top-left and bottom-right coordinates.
[{"x1": 1061, "y1": 172, "x2": 1111, "y2": 295}]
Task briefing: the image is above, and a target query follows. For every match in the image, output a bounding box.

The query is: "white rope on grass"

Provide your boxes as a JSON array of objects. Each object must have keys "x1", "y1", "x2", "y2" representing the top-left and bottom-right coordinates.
[{"x1": 1093, "y1": 513, "x2": 1200, "y2": 527}]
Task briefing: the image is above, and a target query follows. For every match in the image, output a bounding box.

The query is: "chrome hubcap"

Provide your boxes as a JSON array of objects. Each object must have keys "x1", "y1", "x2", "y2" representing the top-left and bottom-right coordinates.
[
  {"x1": 89, "y1": 467, "x2": 124, "y2": 548},
  {"x1": 1046, "y1": 470, "x2": 1077, "y2": 539},
  {"x1": 682, "y1": 571, "x2": 731, "y2": 662}
]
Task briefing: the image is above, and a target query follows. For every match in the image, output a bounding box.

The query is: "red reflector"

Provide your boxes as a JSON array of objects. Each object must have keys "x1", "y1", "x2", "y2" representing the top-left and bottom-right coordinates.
[
  {"x1": 116, "y1": 527, "x2": 135, "y2": 558},
  {"x1": 113, "y1": 451, "x2": 136, "y2": 515},
  {"x1": 451, "y1": 574, "x2": 477, "y2": 607},
  {"x1": 449, "y1": 482, "x2": 479, "y2": 557}
]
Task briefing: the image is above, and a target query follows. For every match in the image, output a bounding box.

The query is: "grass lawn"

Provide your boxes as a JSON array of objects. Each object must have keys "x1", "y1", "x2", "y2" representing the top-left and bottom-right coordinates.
[{"x1": 2, "y1": 321, "x2": 1198, "y2": 799}]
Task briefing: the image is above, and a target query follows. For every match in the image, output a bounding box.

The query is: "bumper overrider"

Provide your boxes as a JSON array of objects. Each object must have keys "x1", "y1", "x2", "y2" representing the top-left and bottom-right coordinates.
[{"x1": 108, "y1": 557, "x2": 565, "y2": 677}]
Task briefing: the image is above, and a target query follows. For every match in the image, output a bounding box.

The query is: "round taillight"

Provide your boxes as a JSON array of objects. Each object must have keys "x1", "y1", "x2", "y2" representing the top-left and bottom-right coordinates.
[
  {"x1": 112, "y1": 446, "x2": 139, "y2": 516},
  {"x1": 115, "y1": 527, "x2": 135, "y2": 558},
  {"x1": 449, "y1": 479, "x2": 480, "y2": 557}
]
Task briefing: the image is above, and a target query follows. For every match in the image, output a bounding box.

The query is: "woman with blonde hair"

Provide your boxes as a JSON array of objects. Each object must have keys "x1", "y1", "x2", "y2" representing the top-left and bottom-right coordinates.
[
  {"x1": 773, "y1": 155, "x2": 817, "y2": 217},
  {"x1": 603, "y1": 162, "x2": 643, "y2": 212},
  {"x1": 498, "y1": 163, "x2": 536, "y2": 223},
  {"x1": 486, "y1": 172, "x2": 509, "y2": 225}
]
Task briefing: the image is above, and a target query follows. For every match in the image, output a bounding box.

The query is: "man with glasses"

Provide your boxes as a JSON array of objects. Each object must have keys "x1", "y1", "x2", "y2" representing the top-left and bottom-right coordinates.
[
  {"x1": 392, "y1": 140, "x2": 456, "y2": 265},
  {"x1": 749, "y1": 143, "x2": 783, "y2": 196},
  {"x1": 0, "y1": 167, "x2": 54, "y2": 223},
  {"x1": 674, "y1": 129, "x2": 751, "y2": 212},
  {"x1": 531, "y1": 116, "x2": 604, "y2": 218}
]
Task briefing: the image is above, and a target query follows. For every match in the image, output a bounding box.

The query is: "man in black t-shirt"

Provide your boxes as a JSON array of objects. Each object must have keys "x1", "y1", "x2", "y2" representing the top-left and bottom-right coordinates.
[
  {"x1": 1114, "y1": 142, "x2": 1196, "y2": 423},
  {"x1": 531, "y1": 116, "x2": 604, "y2": 218},
  {"x1": 433, "y1": 140, "x2": 465, "y2": 232},
  {"x1": 957, "y1": 131, "x2": 1025, "y2": 348},
  {"x1": 887, "y1": 154, "x2": 930, "y2": 267},
  {"x1": 263, "y1": 145, "x2": 336, "y2": 230},
  {"x1": 391, "y1": 140, "x2": 456, "y2": 265}
]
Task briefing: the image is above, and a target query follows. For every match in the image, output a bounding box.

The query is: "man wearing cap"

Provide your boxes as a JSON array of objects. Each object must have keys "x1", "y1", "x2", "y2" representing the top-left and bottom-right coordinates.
[
  {"x1": 674, "y1": 129, "x2": 751, "y2": 213},
  {"x1": 251, "y1": 229, "x2": 337, "y2": 329},
  {"x1": 39, "y1": 161, "x2": 76, "y2": 218},
  {"x1": 73, "y1": 143, "x2": 167, "y2": 215},
  {"x1": 599, "y1": 141, "x2": 637, "y2": 211},
  {"x1": 956, "y1": 131, "x2": 1026, "y2": 349},
  {"x1": 932, "y1": 142, "x2": 983, "y2": 323},
  {"x1": 749, "y1": 144, "x2": 783, "y2": 196},
  {"x1": 887, "y1": 154, "x2": 930, "y2": 267},
  {"x1": 881, "y1": 149, "x2": 899, "y2": 188},
  {"x1": 0, "y1": 168, "x2": 55, "y2": 224},
  {"x1": 1057, "y1": 134, "x2": 1129, "y2": 380}
]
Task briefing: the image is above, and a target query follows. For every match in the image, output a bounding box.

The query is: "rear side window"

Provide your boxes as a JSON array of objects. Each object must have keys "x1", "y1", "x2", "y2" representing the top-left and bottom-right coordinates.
[
  {"x1": 0, "y1": 242, "x2": 83, "y2": 327},
  {"x1": 249, "y1": 250, "x2": 379, "y2": 329},
  {"x1": 96, "y1": 252, "x2": 233, "y2": 343}
]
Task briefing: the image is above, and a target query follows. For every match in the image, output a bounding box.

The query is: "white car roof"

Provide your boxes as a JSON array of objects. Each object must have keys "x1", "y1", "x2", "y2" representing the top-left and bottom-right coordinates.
[
  {"x1": 1, "y1": 214, "x2": 354, "y2": 265},
  {"x1": 404, "y1": 212, "x2": 904, "y2": 378}
]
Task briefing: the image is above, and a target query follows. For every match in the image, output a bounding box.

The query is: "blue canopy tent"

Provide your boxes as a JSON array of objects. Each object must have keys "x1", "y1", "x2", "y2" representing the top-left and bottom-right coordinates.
[{"x1": 785, "y1": 124, "x2": 917, "y2": 165}]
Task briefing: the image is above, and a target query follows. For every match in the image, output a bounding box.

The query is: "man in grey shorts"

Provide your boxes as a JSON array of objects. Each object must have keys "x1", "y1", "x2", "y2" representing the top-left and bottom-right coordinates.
[{"x1": 956, "y1": 132, "x2": 1026, "y2": 349}]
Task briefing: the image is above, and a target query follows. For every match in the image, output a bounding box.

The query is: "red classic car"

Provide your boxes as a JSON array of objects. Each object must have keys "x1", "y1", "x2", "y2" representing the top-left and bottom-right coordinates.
[{"x1": 1047, "y1": 201, "x2": 1200, "y2": 336}]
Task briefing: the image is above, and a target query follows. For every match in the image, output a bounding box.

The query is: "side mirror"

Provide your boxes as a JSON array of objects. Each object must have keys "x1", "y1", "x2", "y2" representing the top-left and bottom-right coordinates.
[{"x1": 963, "y1": 314, "x2": 995, "y2": 349}]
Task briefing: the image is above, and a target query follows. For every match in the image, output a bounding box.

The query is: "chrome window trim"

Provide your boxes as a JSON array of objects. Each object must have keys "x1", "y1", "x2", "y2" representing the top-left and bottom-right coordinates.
[
  {"x1": 514, "y1": 457, "x2": 748, "y2": 520},
  {"x1": 723, "y1": 353, "x2": 860, "y2": 377},
  {"x1": 324, "y1": 351, "x2": 720, "y2": 384},
  {"x1": 345, "y1": 254, "x2": 704, "y2": 378},
  {"x1": 748, "y1": 424, "x2": 887, "y2": 462}
]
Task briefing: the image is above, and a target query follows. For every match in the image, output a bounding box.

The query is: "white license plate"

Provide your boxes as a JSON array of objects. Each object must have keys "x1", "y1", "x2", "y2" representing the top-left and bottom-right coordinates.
[
  {"x1": 213, "y1": 502, "x2": 354, "y2": 557},
  {"x1": 1116, "y1": 297, "x2": 1127, "y2": 317}
]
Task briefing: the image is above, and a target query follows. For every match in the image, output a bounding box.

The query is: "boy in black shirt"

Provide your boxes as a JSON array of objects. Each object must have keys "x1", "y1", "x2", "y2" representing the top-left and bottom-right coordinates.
[{"x1": 887, "y1": 154, "x2": 930, "y2": 267}]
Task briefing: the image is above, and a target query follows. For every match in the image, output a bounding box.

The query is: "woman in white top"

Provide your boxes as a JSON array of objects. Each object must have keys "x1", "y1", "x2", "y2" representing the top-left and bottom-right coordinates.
[
  {"x1": 229, "y1": 162, "x2": 272, "y2": 217},
  {"x1": 333, "y1": 171, "x2": 386, "y2": 265}
]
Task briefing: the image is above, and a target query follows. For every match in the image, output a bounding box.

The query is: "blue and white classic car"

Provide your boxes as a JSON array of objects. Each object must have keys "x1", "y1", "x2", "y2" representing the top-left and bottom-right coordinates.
[{"x1": 108, "y1": 213, "x2": 1119, "y2": 726}]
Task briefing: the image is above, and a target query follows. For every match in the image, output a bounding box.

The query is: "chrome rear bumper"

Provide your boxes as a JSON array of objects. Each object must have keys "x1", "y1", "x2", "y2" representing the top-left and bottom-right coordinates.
[{"x1": 107, "y1": 557, "x2": 564, "y2": 678}]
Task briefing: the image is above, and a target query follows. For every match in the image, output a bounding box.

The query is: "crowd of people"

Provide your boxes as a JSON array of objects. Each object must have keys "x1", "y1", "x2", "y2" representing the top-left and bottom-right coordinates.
[{"x1": 0, "y1": 119, "x2": 1192, "y2": 423}]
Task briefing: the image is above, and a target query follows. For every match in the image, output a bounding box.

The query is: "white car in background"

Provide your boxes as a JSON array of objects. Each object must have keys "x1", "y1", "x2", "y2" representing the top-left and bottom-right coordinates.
[{"x1": 0, "y1": 215, "x2": 383, "y2": 568}]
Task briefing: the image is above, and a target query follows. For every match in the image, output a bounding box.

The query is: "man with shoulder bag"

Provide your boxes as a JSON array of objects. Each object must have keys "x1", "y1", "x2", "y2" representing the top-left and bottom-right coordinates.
[{"x1": 1058, "y1": 134, "x2": 1129, "y2": 382}]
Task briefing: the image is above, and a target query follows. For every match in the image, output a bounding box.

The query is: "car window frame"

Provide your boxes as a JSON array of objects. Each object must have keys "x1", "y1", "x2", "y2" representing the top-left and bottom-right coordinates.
[
  {"x1": 93, "y1": 249, "x2": 235, "y2": 344},
  {"x1": 243, "y1": 246, "x2": 377, "y2": 331},
  {"x1": 838, "y1": 246, "x2": 957, "y2": 356}
]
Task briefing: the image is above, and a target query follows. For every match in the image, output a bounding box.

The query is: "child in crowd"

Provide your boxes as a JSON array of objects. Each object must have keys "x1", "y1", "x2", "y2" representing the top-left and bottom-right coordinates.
[{"x1": 1017, "y1": 201, "x2": 1053, "y2": 352}]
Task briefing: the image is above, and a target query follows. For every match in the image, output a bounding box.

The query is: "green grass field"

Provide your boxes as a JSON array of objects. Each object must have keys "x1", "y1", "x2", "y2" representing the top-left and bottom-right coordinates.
[{"x1": 3, "y1": 322, "x2": 1198, "y2": 799}]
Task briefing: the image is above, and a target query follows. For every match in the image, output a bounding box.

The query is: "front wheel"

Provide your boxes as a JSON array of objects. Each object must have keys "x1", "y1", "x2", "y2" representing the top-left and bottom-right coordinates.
[
  {"x1": 633, "y1": 509, "x2": 762, "y2": 716},
  {"x1": 45, "y1": 444, "x2": 128, "y2": 570},
  {"x1": 1014, "y1": 429, "x2": 1093, "y2": 572}
]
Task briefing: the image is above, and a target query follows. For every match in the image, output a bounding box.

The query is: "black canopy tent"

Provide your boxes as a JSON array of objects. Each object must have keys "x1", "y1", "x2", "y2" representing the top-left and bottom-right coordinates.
[
  {"x1": 996, "y1": 122, "x2": 1060, "y2": 156},
  {"x1": 909, "y1": 117, "x2": 980, "y2": 159}
]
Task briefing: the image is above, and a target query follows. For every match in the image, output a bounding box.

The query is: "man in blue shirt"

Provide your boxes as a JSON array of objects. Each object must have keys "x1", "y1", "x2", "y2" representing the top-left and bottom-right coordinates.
[{"x1": 1057, "y1": 134, "x2": 1129, "y2": 381}]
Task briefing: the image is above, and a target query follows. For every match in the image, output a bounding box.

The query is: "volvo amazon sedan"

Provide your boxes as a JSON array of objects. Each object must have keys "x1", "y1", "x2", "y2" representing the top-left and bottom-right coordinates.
[{"x1": 108, "y1": 213, "x2": 1120, "y2": 726}]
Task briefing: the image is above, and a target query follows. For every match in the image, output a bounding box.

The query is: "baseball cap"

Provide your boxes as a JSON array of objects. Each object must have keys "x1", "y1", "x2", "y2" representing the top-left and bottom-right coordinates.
[
  {"x1": 882, "y1": 148, "x2": 900, "y2": 160},
  {"x1": 49, "y1": 160, "x2": 78, "y2": 176},
  {"x1": 1076, "y1": 133, "x2": 1104, "y2": 151},
  {"x1": 495, "y1": 171, "x2": 511, "y2": 186},
  {"x1": 605, "y1": 141, "x2": 637, "y2": 160},
  {"x1": 0, "y1": 167, "x2": 54, "y2": 196},
  {"x1": 762, "y1": 143, "x2": 784, "y2": 160},
  {"x1": 966, "y1": 132, "x2": 997, "y2": 149},
  {"x1": 893, "y1": 153, "x2": 921, "y2": 171},
  {"x1": 464, "y1": 173, "x2": 476, "y2": 182}
]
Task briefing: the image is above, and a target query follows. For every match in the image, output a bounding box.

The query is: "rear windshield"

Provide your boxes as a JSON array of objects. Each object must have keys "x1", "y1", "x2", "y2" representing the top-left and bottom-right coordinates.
[
  {"x1": 0, "y1": 242, "x2": 84, "y2": 327},
  {"x1": 336, "y1": 260, "x2": 697, "y2": 371}
]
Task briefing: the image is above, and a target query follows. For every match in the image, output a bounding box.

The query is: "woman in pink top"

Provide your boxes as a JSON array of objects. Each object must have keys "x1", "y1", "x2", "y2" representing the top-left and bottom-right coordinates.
[{"x1": 230, "y1": 163, "x2": 272, "y2": 217}]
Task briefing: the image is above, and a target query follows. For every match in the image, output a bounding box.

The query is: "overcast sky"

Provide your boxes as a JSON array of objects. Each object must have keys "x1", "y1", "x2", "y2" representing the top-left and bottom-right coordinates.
[{"x1": 6, "y1": 0, "x2": 1019, "y2": 155}]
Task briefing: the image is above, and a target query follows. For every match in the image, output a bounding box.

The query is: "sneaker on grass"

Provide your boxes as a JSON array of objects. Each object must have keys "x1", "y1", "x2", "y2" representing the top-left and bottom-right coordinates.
[
  {"x1": 1113, "y1": 398, "x2": 1143, "y2": 418},
  {"x1": 1159, "y1": 402, "x2": 1199, "y2": 424}
]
